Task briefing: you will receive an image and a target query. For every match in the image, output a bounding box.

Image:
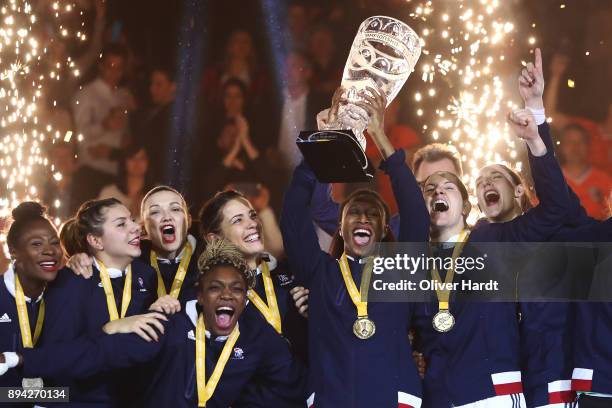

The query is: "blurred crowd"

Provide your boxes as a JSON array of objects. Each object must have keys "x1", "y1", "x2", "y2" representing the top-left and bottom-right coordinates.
[{"x1": 33, "y1": 0, "x2": 611, "y2": 229}]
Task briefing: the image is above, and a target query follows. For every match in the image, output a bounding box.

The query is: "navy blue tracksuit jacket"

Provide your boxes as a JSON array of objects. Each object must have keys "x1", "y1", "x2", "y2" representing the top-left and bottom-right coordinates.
[
  {"x1": 413, "y1": 133, "x2": 571, "y2": 407},
  {"x1": 34, "y1": 260, "x2": 156, "y2": 406},
  {"x1": 281, "y1": 149, "x2": 429, "y2": 408}
]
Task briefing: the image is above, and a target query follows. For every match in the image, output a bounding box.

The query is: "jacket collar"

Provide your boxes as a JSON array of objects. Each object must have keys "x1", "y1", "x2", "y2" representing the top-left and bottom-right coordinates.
[
  {"x1": 3, "y1": 263, "x2": 44, "y2": 303},
  {"x1": 93, "y1": 258, "x2": 126, "y2": 279},
  {"x1": 156, "y1": 234, "x2": 197, "y2": 264}
]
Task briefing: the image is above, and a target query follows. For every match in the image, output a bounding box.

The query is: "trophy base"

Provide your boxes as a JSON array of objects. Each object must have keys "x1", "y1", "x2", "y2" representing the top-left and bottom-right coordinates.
[{"x1": 296, "y1": 130, "x2": 375, "y2": 183}]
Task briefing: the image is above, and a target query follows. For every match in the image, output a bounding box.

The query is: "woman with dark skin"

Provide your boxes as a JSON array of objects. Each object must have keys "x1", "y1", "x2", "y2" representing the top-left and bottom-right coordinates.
[{"x1": 0, "y1": 202, "x2": 63, "y2": 392}]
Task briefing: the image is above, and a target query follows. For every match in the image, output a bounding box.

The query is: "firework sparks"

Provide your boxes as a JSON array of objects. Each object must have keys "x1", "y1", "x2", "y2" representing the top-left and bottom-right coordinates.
[
  {"x1": 407, "y1": 0, "x2": 535, "y2": 222},
  {"x1": 0, "y1": 0, "x2": 86, "y2": 250}
]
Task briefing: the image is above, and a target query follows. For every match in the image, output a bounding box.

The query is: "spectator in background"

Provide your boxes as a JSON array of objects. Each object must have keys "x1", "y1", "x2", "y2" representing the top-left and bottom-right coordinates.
[
  {"x1": 545, "y1": 52, "x2": 612, "y2": 175},
  {"x1": 134, "y1": 65, "x2": 177, "y2": 185},
  {"x1": 285, "y1": 2, "x2": 310, "y2": 50},
  {"x1": 43, "y1": 142, "x2": 80, "y2": 221},
  {"x1": 72, "y1": 44, "x2": 135, "y2": 202},
  {"x1": 98, "y1": 143, "x2": 152, "y2": 220},
  {"x1": 36, "y1": 0, "x2": 106, "y2": 109},
  {"x1": 308, "y1": 24, "x2": 342, "y2": 97},
  {"x1": 201, "y1": 29, "x2": 267, "y2": 107},
  {"x1": 272, "y1": 50, "x2": 328, "y2": 173},
  {"x1": 558, "y1": 124, "x2": 612, "y2": 220},
  {"x1": 411, "y1": 142, "x2": 463, "y2": 185},
  {"x1": 194, "y1": 79, "x2": 274, "y2": 203}
]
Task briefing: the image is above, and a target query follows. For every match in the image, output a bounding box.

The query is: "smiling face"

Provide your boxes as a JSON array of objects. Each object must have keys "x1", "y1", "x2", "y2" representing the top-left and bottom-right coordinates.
[
  {"x1": 88, "y1": 204, "x2": 141, "y2": 262},
  {"x1": 340, "y1": 197, "x2": 386, "y2": 258},
  {"x1": 423, "y1": 173, "x2": 467, "y2": 231},
  {"x1": 212, "y1": 199, "x2": 264, "y2": 259},
  {"x1": 198, "y1": 265, "x2": 247, "y2": 336},
  {"x1": 475, "y1": 164, "x2": 523, "y2": 222},
  {"x1": 143, "y1": 190, "x2": 189, "y2": 257},
  {"x1": 10, "y1": 219, "x2": 63, "y2": 284}
]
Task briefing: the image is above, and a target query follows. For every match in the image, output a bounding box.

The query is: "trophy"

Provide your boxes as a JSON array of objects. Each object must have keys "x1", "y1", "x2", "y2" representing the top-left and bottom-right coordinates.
[{"x1": 297, "y1": 16, "x2": 422, "y2": 182}]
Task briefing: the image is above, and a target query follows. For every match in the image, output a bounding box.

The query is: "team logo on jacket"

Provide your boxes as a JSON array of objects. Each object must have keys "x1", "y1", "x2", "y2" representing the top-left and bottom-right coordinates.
[
  {"x1": 232, "y1": 347, "x2": 244, "y2": 360},
  {"x1": 187, "y1": 330, "x2": 195, "y2": 341},
  {"x1": 138, "y1": 277, "x2": 147, "y2": 292},
  {"x1": 277, "y1": 273, "x2": 294, "y2": 286},
  {"x1": 0, "y1": 313, "x2": 11, "y2": 323}
]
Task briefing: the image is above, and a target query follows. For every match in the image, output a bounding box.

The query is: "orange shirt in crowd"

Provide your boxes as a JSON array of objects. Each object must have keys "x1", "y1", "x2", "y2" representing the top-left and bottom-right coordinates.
[
  {"x1": 564, "y1": 167, "x2": 612, "y2": 220},
  {"x1": 569, "y1": 116, "x2": 612, "y2": 176}
]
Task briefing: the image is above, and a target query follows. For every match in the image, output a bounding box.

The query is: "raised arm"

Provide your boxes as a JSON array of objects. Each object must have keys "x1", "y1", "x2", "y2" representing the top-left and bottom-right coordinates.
[
  {"x1": 543, "y1": 52, "x2": 571, "y2": 130},
  {"x1": 520, "y1": 48, "x2": 593, "y2": 228},
  {"x1": 358, "y1": 87, "x2": 429, "y2": 242},
  {"x1": 309, "y1": 95, "x2": 345, "y2": 236},
  {"x1": 17, "y1": 318, "x2": 168, "y2": 380},
  {"x1": 310, "y1": 180, "x2": 341, "y2": 236},
  {"x1": 281, "y1": 161, "x2": 330, "y2": 287},
  {"x1": 501, "y1": 109, "x2": 569, "y2": 240},
  {"x1": 380, "y1": 150, "x2": 429, "y2": 242}
]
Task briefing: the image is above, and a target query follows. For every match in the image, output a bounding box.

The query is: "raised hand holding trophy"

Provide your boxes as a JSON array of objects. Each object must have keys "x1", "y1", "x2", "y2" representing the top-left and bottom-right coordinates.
[{"x1": 296, "y1": 16, "x2": 422, "y2": 182}]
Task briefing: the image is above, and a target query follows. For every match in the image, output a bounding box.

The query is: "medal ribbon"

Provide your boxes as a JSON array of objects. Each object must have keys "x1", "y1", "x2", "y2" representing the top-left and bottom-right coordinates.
[
  {"x1": 338, "y1": 253, "x2": 370, "y2": 319},
  {"x1": 430, "y1": 230, "x2": 470, "y2": 312},
  {"x1": 246, "y1": 261, "x2": 282, "y2": 334},
  {"x1": 151, "y1": 240, "x2": 193, "y2": 299},
  {"x1": 97, "y1": 259, "x2": 132, "y2": 321},
  {"x1": 196, "y1": 313, "x2": 240, "y2": 407},
  {"x1": 14, "y1": 275, "x2": 45, "y2": 348}
]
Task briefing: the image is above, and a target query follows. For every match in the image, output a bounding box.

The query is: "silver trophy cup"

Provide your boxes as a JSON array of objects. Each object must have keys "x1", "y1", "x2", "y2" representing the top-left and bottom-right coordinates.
[{"x1": 297, "y1": 16, "x2": 422, "y2": 182}]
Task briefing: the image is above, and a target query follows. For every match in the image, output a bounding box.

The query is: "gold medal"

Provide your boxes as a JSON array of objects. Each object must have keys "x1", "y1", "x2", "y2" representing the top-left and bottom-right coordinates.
[
  {"x1": 430, "y1": 230, "x2": 469, "y2": 333},
  {"x1": 338, "y1": 253, "x2": 375, "y2": 340},
  {"x1": 432, "y1": 310, "x2": 455, "y2": 332},
  {"x1": 353, "y1": 317, "x2": 376, "y2": 339}
]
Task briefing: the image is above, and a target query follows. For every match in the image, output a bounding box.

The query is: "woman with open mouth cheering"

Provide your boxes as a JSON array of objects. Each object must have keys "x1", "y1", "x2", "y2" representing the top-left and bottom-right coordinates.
[
  {"x1": 281, "y1": 86, "x2": 430, "y2": 408},
  {"x1": 69, "y1": 186, "x2": 199, "y2": 310},
  {"x1": 413, "y1": 102, "x2": 571, "y2": 407}
]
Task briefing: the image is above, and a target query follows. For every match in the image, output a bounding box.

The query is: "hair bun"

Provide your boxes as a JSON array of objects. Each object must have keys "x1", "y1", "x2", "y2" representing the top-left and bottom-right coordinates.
[{"x1": 11, "y1": 201, "x2": 46, "y2": 222}]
